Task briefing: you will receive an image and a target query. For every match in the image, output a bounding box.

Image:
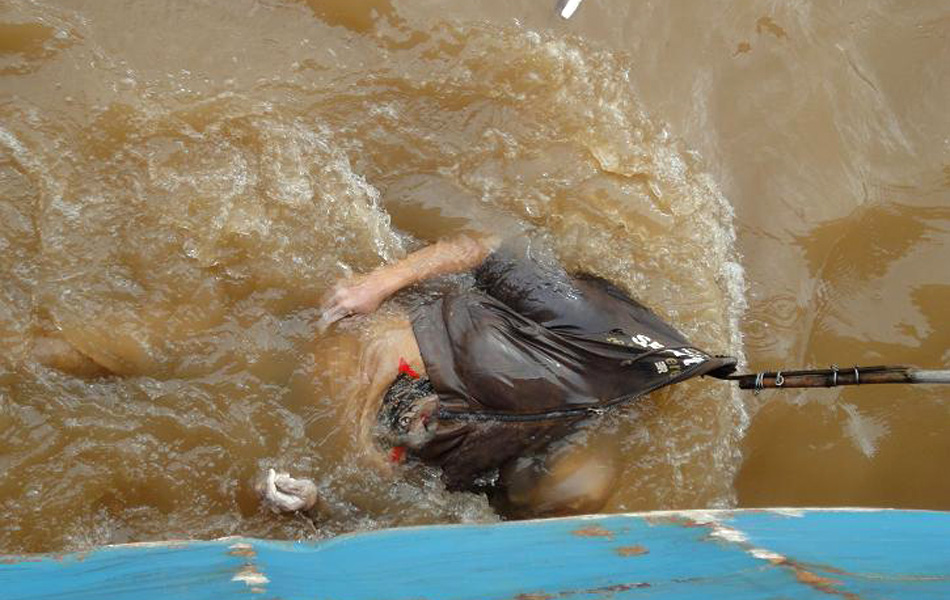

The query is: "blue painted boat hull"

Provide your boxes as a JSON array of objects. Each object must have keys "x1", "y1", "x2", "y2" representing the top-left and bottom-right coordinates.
[{"x1": 2, "y1": 509, "x2": 948, "y2": 599}]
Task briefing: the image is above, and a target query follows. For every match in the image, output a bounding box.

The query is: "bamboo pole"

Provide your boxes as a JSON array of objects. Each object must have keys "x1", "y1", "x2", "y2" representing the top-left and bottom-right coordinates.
[{"x1": 723, "y1": 365, "x2": 950, "y2": 391}]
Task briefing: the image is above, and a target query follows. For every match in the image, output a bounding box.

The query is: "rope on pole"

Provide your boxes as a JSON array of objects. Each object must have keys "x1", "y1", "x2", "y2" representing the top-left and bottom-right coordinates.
[{"x1": 719, "y1": 365, "x2": 950, "y2": 391}]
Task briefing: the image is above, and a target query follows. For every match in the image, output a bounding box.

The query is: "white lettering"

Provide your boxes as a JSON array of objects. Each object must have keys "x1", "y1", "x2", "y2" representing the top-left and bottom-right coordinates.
[
  {"x1": 630, "y1": 334, "x2": 654, "y2": 349},
  {"x1": 628, "y1": 333, "x2": 708, "y2": 367},
  {"x1": 680, "y1": 348, "x2": 708, "y2": 366}
]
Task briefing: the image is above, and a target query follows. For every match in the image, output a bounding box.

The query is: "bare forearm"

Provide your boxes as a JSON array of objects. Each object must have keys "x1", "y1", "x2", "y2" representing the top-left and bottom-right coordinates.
[
  {"x1": 372, "y1": 234, "x2": 499, "y2": 296},
  {"x1": 318, "y1": 234, "x2": 499, "y2": 330}
]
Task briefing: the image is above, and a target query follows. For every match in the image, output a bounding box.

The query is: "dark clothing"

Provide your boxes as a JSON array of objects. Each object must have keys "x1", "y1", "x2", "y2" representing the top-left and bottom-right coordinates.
[{"x1": 410, "y1": 240, "x2": 735, "y2": 490}]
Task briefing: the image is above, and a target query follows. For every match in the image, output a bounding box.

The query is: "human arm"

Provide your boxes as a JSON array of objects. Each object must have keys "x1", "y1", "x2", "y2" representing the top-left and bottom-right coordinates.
[{"x1": 318, "y1": 234, "x2": 499, "y2": 330}]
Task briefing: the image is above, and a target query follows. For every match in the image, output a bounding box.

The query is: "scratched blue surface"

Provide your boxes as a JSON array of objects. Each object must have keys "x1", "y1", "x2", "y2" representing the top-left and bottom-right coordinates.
[
  {"x1": 2, "y1": 510, "x2": 948, "y2": 600},
  {"x1": 733, "y1": 510, "x2": 950, "y2": 599}
]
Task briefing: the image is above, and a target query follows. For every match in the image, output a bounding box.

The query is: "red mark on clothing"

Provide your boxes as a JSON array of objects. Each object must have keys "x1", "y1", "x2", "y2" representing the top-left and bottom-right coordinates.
[
  {"x1": 390, "y1": 446, "x2": 406, "y2": 463},
  {"x1": 398, "y1": 357, "x2": 419, "y2": 379}
]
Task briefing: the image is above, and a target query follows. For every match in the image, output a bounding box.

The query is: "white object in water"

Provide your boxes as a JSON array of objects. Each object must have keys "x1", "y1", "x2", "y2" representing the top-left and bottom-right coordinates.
[
  {"x1": 557, "y1": 0, "x2": 585, "y2": 20},
  {"x1": 258, "y1": 468, "x2": 319, "y2": 513}
]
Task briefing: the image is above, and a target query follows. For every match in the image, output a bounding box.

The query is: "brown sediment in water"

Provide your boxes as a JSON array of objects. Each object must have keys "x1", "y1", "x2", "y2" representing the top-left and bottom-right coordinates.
[{"x1": 0, "y1": 0, "x2": 946, "y2": 553}]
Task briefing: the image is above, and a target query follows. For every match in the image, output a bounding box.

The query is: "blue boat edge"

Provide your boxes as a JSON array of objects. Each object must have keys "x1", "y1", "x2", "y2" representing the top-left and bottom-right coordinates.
[{"x1": 3, "y1": 508, "x2": 949, "y2": 600}]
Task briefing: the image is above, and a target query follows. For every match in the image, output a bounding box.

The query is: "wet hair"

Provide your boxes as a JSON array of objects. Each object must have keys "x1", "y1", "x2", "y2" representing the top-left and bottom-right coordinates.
[{"x1": 377, "y1": 373, "x2": 436, "y2": 442}]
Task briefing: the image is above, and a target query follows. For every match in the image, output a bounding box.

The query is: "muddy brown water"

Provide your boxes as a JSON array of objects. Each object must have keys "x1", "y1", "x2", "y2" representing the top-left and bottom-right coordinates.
[{"x1": 0, "y1": 0, "x2": 947, "y2": 553}]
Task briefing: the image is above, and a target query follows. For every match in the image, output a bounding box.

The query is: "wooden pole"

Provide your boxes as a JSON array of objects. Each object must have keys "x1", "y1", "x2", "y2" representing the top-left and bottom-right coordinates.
[{"x1": 723, "y1": 365, "x2": 950, "y2": 391}]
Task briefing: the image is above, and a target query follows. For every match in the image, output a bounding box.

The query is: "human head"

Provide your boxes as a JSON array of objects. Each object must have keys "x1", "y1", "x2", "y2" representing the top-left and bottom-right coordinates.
[{"x1": 377, "y1": 373, "x2": 440, "y2": 450}]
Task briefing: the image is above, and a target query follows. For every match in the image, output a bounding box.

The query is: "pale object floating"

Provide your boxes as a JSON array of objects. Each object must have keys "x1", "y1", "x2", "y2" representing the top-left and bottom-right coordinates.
[{"x1": 557, "y1": 0, "x2": 585, "y2": 20}]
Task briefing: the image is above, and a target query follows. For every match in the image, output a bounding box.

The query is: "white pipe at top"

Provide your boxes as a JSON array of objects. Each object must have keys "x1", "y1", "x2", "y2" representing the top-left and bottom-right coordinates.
[{"x1": 557, "y1": 0, "x2": 585, "y2": 20}]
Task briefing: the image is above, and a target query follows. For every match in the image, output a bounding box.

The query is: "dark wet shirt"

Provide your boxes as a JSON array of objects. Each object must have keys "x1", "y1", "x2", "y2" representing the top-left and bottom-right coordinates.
[{"x1": 410, "y1": 240, "x2": 735, "y2": 490}]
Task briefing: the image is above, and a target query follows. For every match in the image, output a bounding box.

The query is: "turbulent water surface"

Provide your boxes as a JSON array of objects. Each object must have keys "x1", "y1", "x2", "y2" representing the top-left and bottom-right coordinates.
[{"x1": 0, "y1": 0, "x2": 947, "y2": 553}]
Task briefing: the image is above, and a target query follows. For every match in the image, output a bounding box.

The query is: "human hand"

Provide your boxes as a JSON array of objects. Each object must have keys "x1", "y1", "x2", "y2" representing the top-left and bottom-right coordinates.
[{"x1": 317, "y1": 272, "x2": 395, "y2": 332}]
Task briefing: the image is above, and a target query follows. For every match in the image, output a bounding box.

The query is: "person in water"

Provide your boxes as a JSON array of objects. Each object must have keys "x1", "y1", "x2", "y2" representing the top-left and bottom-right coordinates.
[
  {"x1": 33, "y1": 228, "x2": 734, "y2": 516},
  {"x1": 286, "y1": 232, "x2": 736, "y2": 516}
]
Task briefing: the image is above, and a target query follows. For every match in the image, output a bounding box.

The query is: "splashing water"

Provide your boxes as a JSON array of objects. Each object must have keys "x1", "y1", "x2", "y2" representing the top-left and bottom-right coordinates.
[{"x1": 0, "y1": 0, "x2": 748, "y2": 552}]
